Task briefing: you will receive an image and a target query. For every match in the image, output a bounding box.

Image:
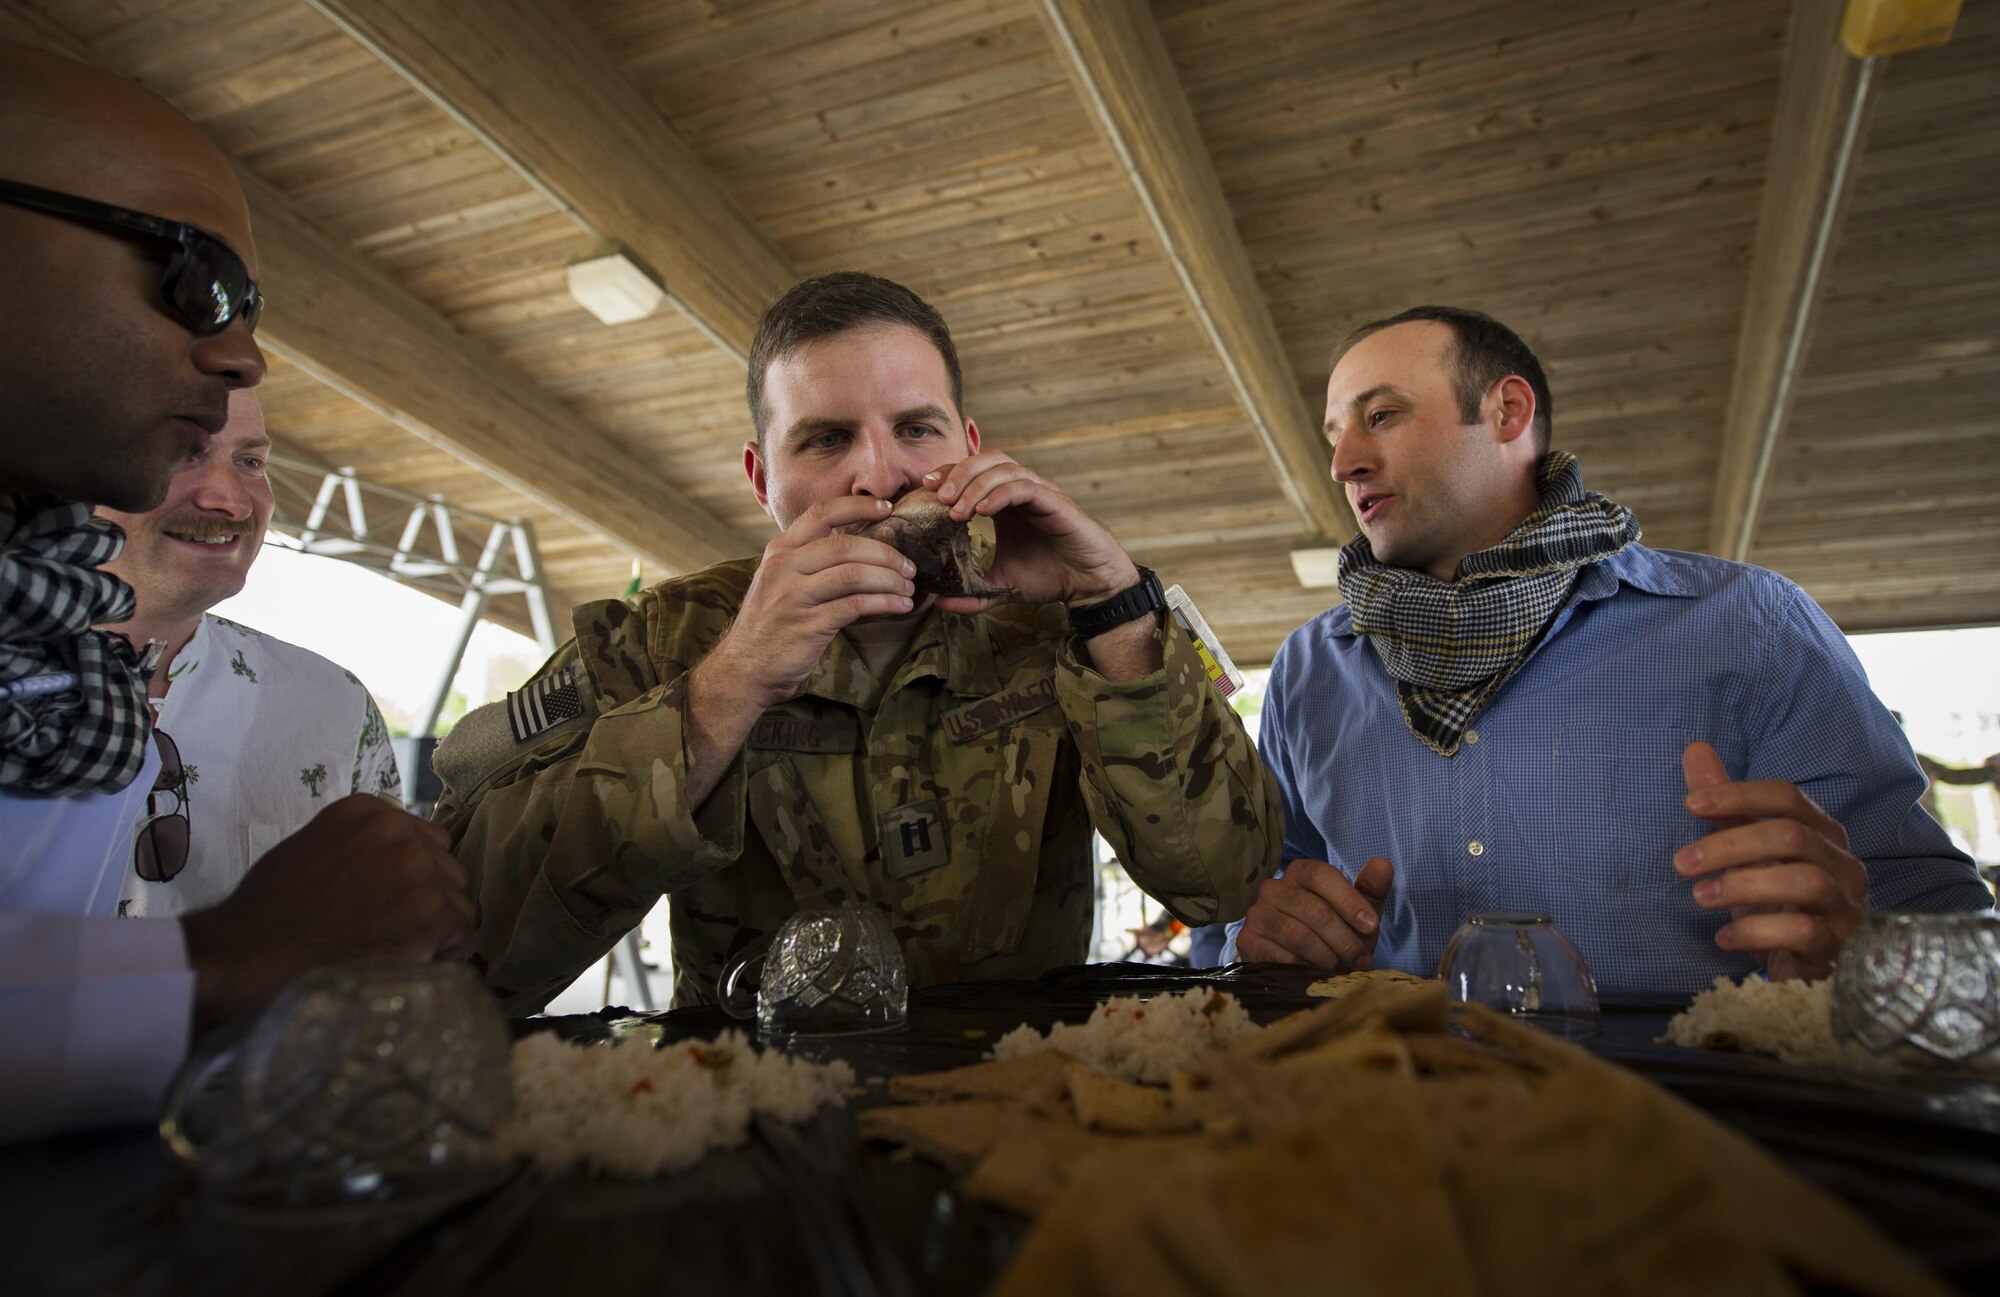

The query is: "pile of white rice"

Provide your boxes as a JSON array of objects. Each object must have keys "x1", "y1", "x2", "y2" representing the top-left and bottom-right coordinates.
[
  {"x1": 501, "y1": 1030, "x2": 856, "y2": 1177},
  {"x1": 1662, "y1": 975, "x2": 1842, "y2": 1067},
  {"x1": 990, "y1": 987, "x2": 1260, "y2": 1084},
  {"x1": 1661, "y1": 975, "x2": 1901, "y2": 1075}
]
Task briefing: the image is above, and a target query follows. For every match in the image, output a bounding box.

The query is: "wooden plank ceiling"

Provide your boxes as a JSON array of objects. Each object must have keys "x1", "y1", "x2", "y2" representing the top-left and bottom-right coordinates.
[
  {"x1": 1751, "y1": 2, "x2": 1999, "y2": 631},
  {"x1": 5, "y1": 0, "x2": 1992, "y2": 660}
]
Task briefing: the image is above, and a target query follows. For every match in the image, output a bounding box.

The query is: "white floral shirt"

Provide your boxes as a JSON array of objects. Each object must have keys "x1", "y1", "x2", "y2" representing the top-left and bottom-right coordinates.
[{"x1": 118, "y1": 615, "x2": 400, "y2": 918}]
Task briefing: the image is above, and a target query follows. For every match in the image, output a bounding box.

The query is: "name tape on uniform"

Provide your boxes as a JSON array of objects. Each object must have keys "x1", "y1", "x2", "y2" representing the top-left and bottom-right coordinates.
[
  {"x1": 748, "y1": 711, "x2": 861, "y2": 754},
  {"x1": 943, "y1": 674, "x2": 1059, "y2": 744}
]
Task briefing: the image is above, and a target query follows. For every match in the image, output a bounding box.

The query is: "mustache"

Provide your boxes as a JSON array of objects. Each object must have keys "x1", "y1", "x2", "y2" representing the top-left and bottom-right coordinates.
[{"x1": 159, "y1": 514, "x2": 250, "y2": 541}]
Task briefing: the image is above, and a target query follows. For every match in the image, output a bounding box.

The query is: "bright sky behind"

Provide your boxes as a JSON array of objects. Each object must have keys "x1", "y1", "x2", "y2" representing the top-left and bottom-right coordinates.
[
  {"x1": 210, "y1": 542, "x2": 545, "y2": 728},
  {"x1": 1847, "y1": 626, "x2": 2000, "y2": 761}
]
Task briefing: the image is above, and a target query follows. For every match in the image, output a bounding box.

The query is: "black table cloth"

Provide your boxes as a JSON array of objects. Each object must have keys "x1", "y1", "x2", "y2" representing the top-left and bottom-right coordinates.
[{"x1": 6, "y1": 963, "x2": 1999, "y2": 1296}]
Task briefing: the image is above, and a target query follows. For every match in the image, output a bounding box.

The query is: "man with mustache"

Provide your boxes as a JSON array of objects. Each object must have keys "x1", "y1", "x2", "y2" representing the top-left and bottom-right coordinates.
[
  {"x1": 1233, "y1": 306, "x2": 1989, "y2": 991},
  {"x1": 0, "y1": 40, "x2": 472, "y2": 1140},
  {"x1": 95, "y1": 389, "x2": 403, "y2": 919},
  {"x1": 435, "y1": 272, "x2": 1281, "y2": 1010}
]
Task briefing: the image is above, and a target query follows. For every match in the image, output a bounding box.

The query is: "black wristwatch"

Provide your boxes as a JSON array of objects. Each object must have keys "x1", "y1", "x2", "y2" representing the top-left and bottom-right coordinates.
[{"x1": 1068, "y1": 566, "x2": 1166, "y2": 638}]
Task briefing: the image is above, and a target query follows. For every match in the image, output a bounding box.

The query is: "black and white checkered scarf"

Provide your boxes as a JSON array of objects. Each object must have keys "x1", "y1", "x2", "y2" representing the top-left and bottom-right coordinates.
[
  {"x1": 1338, "y1": 452, "x2": 1640, "y2": 757},
  {"x1": 0, "y1": 494, "x2": 154, "y2": 795}
]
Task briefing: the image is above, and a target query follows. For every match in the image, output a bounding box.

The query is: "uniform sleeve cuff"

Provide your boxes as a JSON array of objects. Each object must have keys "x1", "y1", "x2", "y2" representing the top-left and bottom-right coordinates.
[{"x1": 1055, "y1": 619, "x2": 1204, "y2": 757}]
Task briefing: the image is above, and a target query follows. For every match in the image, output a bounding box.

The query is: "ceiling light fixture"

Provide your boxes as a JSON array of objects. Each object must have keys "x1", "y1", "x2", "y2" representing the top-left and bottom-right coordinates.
[
  {"x1": 566, "y1": 248, "x2": 665, "y2": 325},
  {"x1": 1289, "y1": 545, "x2": 1345, "y2": 588}
]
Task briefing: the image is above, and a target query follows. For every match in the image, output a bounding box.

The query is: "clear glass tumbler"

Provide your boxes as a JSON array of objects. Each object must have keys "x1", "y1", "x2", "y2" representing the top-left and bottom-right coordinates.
[
  {"x1": 161, "y1": 961, "x2": 514, "y2": 1204},
  {"x1": 1437, "y1": 911, "x2": 1601, "y2": 1039},
  {"x1": 718, "y1": 905, "x2": 909, "y2": 1037}
]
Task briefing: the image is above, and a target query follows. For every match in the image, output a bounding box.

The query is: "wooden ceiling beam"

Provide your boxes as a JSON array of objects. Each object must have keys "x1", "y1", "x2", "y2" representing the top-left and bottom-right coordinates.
[
  {"x1": 310, "y1": 0, "x2": 795, "y2": 365},
  {"x1": 1706, "y1": 0, "x2": 1882, "y2": 560},
  {"x1": 1034, "y1": 0, "x2": 1352, "y2": 542},
  {"x1": 242, "y1": 169, "x2": 750, "y2": 575}
]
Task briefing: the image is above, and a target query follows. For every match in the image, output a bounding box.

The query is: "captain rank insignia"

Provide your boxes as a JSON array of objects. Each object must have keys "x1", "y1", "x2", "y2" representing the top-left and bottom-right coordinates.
[{"x1": 881, "y1": 800, "x2": 948, "y2": 879}]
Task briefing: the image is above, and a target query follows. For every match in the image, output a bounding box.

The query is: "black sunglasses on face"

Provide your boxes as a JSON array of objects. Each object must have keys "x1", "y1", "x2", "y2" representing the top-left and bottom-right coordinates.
[{"x1": 0, "y1": 178, "x2": 263, "y2": 336}]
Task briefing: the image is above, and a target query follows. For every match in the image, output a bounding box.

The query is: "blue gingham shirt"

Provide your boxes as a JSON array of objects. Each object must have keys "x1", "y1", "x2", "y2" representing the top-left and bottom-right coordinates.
[{"x1": 1227, "y1": 543, "x2": 1991, "y2": 994}]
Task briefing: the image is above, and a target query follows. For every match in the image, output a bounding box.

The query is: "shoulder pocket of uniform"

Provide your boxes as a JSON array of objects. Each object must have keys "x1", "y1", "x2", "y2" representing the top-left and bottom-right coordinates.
[
  {"x1": 434, "y1": 693, "x2": 592, "y2": 803},
  {"x1": 572, "y1": 599, "x2": 660, "y2": 710}
]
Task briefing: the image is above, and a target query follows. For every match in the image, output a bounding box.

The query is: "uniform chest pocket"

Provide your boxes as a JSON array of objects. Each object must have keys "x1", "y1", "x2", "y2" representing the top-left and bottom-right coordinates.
[
  {"x1": 1553, "y1": 724, "x2": 1704, "y2": 890},
  {"x1": 747, "y1": 757, "x2": 865, "y2": 911},
  {"x1": 925, "y1": 707, "x2": 1067, "y2": 961}
]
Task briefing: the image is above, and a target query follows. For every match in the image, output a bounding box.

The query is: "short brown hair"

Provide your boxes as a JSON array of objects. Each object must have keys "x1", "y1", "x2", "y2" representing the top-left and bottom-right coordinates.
[
  {"x1": 1336, "y1": 305, "x2": 1552, "y2": 454},
  {"x1": 746, "y1": 272, "x2": 963, "y2": 444}
]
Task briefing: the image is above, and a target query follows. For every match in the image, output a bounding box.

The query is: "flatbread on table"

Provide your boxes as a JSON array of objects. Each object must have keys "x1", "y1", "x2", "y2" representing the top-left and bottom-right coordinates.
[
  {"x1": 1403, "y1": 1029, "x2": 1543, "y2": 1080},
  {"x1": 1064, "y1": 1064, "x2": 1205, "y2": 1134},
  {"x1": 886, "y1": 1048, "x2": 1070, "y2": 1108},
  {"x1": 1305, "y1": 967, "x2": 1434, "y2": 999},
  {"x1": 866, "y1": 981, "x2": 1954, "y2": 1297},
  {"x1": 854, "y1": 1099, "x2": 1040, "y2": 1172},
  {"x1": 858, "y1": 1093, "x2": 1146, "y2": 1218},
  {"x1": 965, "y1": 1127, "x2": 1203, "y2": 1218},
  {"x1": 1219, "y1": 978, "x2": 1444, "y2": 1065},
  {"x1": 995, "y1": 1079, "x2": 1480, "y2": 1297}
]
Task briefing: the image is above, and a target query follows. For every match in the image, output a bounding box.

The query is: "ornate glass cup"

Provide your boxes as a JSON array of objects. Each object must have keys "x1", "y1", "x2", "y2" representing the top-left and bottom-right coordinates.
[
  {"x1": 1437, "y1": 911, "x2": 1601, "y2": 1039},
  {"x1": 161, "y1": 962, "x2": 514, "y2": 1204},
  {"x1": 718, "y1": 906, "x2": 909, "y2": 1037},
  {"x1": 1831, "y1": 911, "x2": 2000, "y2": 1068}
]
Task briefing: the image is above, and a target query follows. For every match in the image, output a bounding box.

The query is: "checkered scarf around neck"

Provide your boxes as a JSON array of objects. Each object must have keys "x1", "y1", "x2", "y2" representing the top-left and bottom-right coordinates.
[
  {"x1": 1337, "y1": 452, "x2": 1640, "y2": 757},
  {"x1": 0, "y1": 494, "x2": 155, "y2": 795}
]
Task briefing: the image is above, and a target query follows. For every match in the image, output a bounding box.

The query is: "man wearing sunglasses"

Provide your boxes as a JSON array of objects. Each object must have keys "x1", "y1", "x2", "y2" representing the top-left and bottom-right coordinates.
[{"x1": 0, "y1": 40, "x2": 475, "y2": 1141}]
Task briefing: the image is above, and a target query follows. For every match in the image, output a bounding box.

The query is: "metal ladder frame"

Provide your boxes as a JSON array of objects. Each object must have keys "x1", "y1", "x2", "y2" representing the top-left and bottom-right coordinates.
[{"x1": 264, "y1": 453, "x2": 659, "y2": 1010}]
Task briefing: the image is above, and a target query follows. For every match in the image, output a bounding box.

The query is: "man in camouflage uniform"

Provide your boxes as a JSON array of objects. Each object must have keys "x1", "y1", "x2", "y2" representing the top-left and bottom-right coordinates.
[{"x1": 435, "y1": 272, "x2": 1281, "y2": 1011}]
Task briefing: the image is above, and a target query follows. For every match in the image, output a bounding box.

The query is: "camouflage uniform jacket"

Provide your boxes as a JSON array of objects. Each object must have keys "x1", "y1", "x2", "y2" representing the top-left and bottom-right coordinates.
[{"x1": 435, "y1": 558, "x2": 1281, "y2": 1012}]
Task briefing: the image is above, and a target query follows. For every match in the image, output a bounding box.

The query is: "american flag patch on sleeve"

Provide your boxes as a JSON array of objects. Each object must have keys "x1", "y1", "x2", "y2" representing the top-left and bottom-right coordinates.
[{"x1": 506, "y1": 663, "x2": 587, "y2": 744}]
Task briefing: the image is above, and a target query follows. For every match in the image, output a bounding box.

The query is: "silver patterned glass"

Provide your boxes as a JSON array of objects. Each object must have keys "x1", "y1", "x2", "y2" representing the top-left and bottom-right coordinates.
[
  {"x1": 1831, "y1": 911, "x2": 2000, "y2": 1067},
  {"x1": 1437, "y1": 911, "x2": 1602, "y2": 1038},
  {"x1": 161, "y1": 962, "x2": 514, "y2": 1204},
  {"x1": 718, "y1": 906, "x2": 909, "y2": 1037}
]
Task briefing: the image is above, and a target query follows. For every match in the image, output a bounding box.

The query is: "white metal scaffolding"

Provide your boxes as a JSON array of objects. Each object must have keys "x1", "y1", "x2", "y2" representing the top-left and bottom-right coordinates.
[
  {"x1": 266, "y1": 453, "x2": 562, "y2": 773},
  {"x1": 262, "y1": 453, "x2": 659, "y2": 1009}
]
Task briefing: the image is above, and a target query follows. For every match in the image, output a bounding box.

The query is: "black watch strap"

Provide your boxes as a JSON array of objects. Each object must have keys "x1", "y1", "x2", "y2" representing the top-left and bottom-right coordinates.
[{"x1": 1068, "y1": 566, "x2": 1165, "y2": 639}]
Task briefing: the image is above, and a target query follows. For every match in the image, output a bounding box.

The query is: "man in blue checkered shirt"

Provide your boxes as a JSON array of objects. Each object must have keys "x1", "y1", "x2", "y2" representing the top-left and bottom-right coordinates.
[{"x1": 1230, "y1": 306, "x2": 1990, "y2": 994}]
